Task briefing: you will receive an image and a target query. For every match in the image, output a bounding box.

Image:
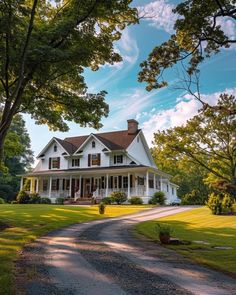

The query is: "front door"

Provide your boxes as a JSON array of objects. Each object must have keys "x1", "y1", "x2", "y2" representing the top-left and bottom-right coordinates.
[{"x1": 84, "y1": 178, "x2": 91, "y2": 197}]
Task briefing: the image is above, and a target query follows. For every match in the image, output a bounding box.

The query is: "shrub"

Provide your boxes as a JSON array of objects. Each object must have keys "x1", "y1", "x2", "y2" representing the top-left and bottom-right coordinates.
[
  {"x1": 153, "y1": 191, "x2": 166, "y2": 205},
  {"x1": 41, "y1": 197, "x2": 52, "y2": 204},
  {"x1": 129, "y1": 197, "x2": 143, "y2": 205},
  {"x1": 206, "y1": 193, "x2": 222, "y2": 215},
  {"x1": 16, "y1": 190, "x2": 30, "y2": 204},
  {"x1": 101, "y1": 197, "x2": 113, "y2": 205},
  {"x1": 155, "y1": 223, "x2": 173, "y2": 244},
  {"x1": 11, "y1": 200, "x2": 18, "y2": 204},
  {"x1": 181, "y1": 190, "x2": 206, "y2": 205},
  {"x1": 0, "y1": 184, "x2": 15, "y2": 202},
  {"x1": 222, "y1": 194, "x2": 234, "y2": 214},
  {"x1": 99, "y1": 202, "x2": 106, "y2": 214},
  {"x1": 0, "y1": 197, "x2": 5, "y2": 204},
  {"x1": 109, "y1": 191, "x2": 127, "y2": 205},
  {"x1": 55, "y1": 197, "x2": 64, "y2": 205},
  {"x1": 29, "y1": 193, "x2": 41, "y2": 204}
]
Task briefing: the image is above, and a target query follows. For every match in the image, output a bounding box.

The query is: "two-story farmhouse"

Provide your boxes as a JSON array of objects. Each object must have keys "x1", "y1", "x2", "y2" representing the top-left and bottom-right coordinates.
[{"x1": 21, "y1": 119, "x2": 178, "y2": 204}]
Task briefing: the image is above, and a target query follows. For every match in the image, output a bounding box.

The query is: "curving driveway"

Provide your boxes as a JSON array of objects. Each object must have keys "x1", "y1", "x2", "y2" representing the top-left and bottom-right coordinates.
[{"x1": 16, "y1": 206, "x2": 236, "y2": 295}]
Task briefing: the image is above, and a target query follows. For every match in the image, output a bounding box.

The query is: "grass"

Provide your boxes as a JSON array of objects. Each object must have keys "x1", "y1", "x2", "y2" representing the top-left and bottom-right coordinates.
[
  {"x1": 0, "y1": 204, "x2": 150, "y2": 294},
  {"x1": 135, "y1": 206, "x2": 236, "y2": 276}
]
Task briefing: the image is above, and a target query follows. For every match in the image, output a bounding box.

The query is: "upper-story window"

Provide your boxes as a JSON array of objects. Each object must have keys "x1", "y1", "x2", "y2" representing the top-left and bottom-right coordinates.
[
  {"x1": 92, "y1": 141, "x2": 96, "y2": 148},
  {"x1": 172, "y1": 187, "x2": 174, "y2": 195},
  {"x1": 49, "y1": 157, "x2": 60, "y2": 169},
  {"x1": 54, "y1": 145, "x2": 57, "y2": 152},
  {"x1": 114, "y1": 155, "x2": 123, "y2": 164},
  {"x1": 72, "y1": 158, "x2": 80, "y2": 167},
  {"x1": 88, "y1": 153, "x2": 101, "y2": 166}
]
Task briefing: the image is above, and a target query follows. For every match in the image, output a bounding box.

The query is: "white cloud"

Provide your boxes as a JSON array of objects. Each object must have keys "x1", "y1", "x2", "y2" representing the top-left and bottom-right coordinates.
[
  {"x1": 142, "y1": 88, "x2": 236, "y2": 146},
  {"x1": 105, "y1": 28, "x2": 139, "y2": 70},
  {"x1": 216, "y1": 17, "x2": 236, "y2": 50},
  {"x1": 138, "y1": 0, "x2": 177, "y2": 33}
]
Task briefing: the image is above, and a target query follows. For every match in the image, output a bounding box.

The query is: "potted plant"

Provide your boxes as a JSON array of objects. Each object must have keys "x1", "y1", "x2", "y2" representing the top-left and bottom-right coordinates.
[{"x1": 156, "y1": 223, "x2": 172, "y2": 244}]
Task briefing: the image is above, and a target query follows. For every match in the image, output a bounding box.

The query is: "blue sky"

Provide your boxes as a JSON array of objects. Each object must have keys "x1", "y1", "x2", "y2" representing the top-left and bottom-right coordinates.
[{"x1": 24, "y1": 0, "x2": 236, "y2": 158}]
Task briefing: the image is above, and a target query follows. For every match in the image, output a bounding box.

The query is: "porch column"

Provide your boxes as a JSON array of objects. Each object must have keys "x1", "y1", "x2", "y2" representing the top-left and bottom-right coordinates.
[
  {"x1": 153, "y1": 174, "x2": 156, "y2": 190},
  {"x1": 106, "y1": 174, "x2": 109, "y2": 197},
  {"x1": 30, "y1": 178, "x2": 33, "y2": 193},
  {"x1": 36, "y1": 178, "x2": 39, "y2": 193},
  {"x1": 49, "y1": 177, "x2": 52, "y2": 198},
  {"x1": 128, "y1": 172, "x2": 130, "y2": 198},
  {"x1": 69, "y1": 175, "x2": 72, "y2": 197},
  {"x1": 79, "y1": 175, "x2": 82, "y2": 198},
  {"x1": 20, "y1": 177, "x2": 24, "y2": 190},
  {"x1": 135, "y1": 173, "x2": 138, "y2": 195},
  {"x1": 160, "y1": 176, "x2": 163, "y2": 191},
  {"x1": 146, "y1": 171, "x2": 149, "y2": 197}
]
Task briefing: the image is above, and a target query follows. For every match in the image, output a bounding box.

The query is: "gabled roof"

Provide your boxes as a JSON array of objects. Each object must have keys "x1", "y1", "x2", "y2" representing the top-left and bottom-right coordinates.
[{"x1": 62, "y1": 129, "x2": 141, "y2": 155}]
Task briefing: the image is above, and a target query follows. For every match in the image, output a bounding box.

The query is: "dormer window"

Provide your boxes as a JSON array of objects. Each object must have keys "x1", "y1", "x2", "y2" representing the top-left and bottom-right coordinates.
[
  {"x1": 92, "y1": 141, "x2": 96, "y2": 148},
  {"x1": 54, "y1": 145, "x2": 57, "y2": 152},
  {"x1": 114, "y1": 155, "x2": 123, "y2": 164},
  {"x1": 72, "y1": 158, "x2": 80, "y2": 167}
]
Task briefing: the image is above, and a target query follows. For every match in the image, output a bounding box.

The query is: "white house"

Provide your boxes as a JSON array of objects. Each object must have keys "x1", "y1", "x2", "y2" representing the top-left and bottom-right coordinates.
[{"x1": 21, "y1": 119, "x2": 178, "y2": 204}]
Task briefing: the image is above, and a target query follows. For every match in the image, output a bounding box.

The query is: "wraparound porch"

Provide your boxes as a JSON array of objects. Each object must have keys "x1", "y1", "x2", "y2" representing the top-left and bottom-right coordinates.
[{"x1": 21, "y1": 166, "x2": 178, "y2": 204}]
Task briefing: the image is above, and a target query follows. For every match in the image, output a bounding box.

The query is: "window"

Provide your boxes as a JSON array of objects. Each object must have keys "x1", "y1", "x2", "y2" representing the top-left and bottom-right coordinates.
[
  {"x1": 149, "y1": 179, "x2": 154, "y2": 188},
  {"x1": 114, "y1": 155, "x2": 123, "y2": 164},
  {"x1": 72, "y1": 158, "x2": 80, "y2": 167},
  {"x1": 172, "y1": 187, "x2": 174, "y2": 195},
  {"x1": 52, "y1": 179, "x2": 59, "y2": 191},
  {"x1": 43, "y1": 180, "x2": 48, "y2": 191},
  {"x1": 123, "y1": 176, "x2": 128, "y2": 188},
  {"x1": 49, "y1": 157, "x2": 60, "y2": 169},
  {"x1": 88, "y1": 153, "x2": 100, "y2": 166},
  {"x1": 138, "y1": 177, "x2": 144, "y2": 185},
  {"x1": 137, "y1": 136, "x2": 139, "y2": 143},
  {"x1": 54, "y1": 145, "x2": 57, "y2": 152},
  {"x1": 167, "y1": 184, "x2": 169, "y2": 192},
  {"x1": 92, "y1": 141, "x2": 96, "y2": 148}
]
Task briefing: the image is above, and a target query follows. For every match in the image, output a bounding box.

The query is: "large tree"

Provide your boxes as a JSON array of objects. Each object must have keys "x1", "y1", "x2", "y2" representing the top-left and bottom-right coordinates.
[
  {"x1": 0, "y1": 0, "x2": 138, "y2": 159},
  {"x1": 138, "y1": 0, "x2": 236, "y2": 93},
  {"x1": 0, "y1": 114, "x2": 33, "y2": 202},
  {"x1": 151, "y1": 147, "x2": 210, "y2": 203},
  {"x1": 152, "y1": 94, "x2": 236, "y2": 199}
]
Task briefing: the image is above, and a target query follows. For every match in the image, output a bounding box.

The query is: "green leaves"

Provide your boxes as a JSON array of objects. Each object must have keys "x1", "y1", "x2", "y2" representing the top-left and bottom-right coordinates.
[
  {"x1": 0, "y1": 0, "x2": 138, "y2": 158},
  {"x1": 139, "y1": 0, "x2": 236, "y2": 90},
  {"x1": 152, "y1": 94, "x2": 236, "y2": 198}
]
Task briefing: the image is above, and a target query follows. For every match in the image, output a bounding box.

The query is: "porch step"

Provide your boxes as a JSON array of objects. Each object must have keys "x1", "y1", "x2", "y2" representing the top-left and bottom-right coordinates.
[{"x1": 75, "y1": 198, "x2": 92, "y2": 205}]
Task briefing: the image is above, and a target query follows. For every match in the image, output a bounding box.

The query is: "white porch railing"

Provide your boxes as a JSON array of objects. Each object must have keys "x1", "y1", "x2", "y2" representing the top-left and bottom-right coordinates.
[{"x1": 92, "y1": 187, "x2": 158, "y2": 199}]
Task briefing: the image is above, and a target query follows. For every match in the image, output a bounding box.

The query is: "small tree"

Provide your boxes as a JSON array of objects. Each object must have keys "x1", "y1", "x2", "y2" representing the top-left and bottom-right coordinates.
[{"x1": 16, "y1": 190, "x2": 30, "y2": 204}]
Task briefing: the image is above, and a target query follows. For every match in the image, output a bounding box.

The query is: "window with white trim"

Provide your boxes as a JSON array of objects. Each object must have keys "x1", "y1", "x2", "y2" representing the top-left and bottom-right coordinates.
[
  {"x1": 114, "y1": 155, "x2": 123, "y2": 164},
  {"x1": 92, "y1": 141, "x2": 96, "y2": 148},
  {"x1": 123, "y1": 176, "x2": 128, "y2": 188},
  {"x1": 72, "y1": 158, "x2": 80, "y2": 167},
  {"x1": 54, "y1": 145, "x2": 57, "y2": 152}
]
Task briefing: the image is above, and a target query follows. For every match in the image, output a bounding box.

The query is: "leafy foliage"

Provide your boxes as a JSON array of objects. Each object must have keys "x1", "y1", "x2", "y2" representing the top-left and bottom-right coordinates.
[
  {"x1": 55, "y1": 197, "x2": 64, "y2": 205},
  {"x1": 129, "y1": 196, "x2": 143, "y2": 205},
  {"x1": 0, "y1": 115, "x2": 33, "y2": 202},
  {"x1": 99, "y1": 202, "x2": 106, "y2": 214},
  {"x1": 29, "y1": 193, "x2": 41, "y2": 204},
  {"x1": 206, "y1": 192, "x2": 234, "y2": 215},
  {"x1": 109, "y1": 191, "x2": 127, "y2": 204},
  {"x1": 41, "y1": 197, "x2": 52, "y2": 204},
  {"x1": 0, "y1": 197, "x2": 5, "y2": 204},
  {"x1": 101, "y1": 197, "x2": 113, "y2": 205},
  {"x1": 16, "y1": 190, "x2": 30, "y2": 204},
  {"x1": 152, "y1": 94, "x2": 236, "y2": 199},
  {"x1": 139, "y1": 0, "x2": 236, "y2": 90},
  {"x1": 181, "y1": 190, "x2": 207, "y2": 205},
  {"x1": 153, "y1": 191, "x2": 166, "y2": 205},
  {"x1": 0, "y1": 0, "x2": 138, "y2": 158}
]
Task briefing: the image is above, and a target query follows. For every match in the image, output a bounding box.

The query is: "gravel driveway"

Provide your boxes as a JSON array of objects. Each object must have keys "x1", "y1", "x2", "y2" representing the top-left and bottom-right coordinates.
[{"x1": 15, "y1": 206, "x2": 236, "y2": 295}]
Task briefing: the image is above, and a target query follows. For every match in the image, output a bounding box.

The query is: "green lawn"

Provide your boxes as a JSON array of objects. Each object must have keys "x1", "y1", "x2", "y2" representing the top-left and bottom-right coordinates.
[
  {"x1": 0, "y1": 204, "x2": 150, "y2": 294},
  {"x1": 135, "y1": 206, "x2": 236, "y2": 276}
]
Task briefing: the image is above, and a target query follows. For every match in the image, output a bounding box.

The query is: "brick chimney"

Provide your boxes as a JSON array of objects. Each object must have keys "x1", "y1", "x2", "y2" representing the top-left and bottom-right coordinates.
[{"x1": 127, "y1": 119, "x2": 139, "y2": 134}]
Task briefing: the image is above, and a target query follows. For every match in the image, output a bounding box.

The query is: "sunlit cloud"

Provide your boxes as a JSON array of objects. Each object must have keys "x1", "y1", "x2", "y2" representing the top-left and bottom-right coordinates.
[
  {"x1": 138, "y1": 0, "x2": 177, "y2": 33},
  {"x1": 142, "y1": 88, "x2": 236, "y2": 146}
]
